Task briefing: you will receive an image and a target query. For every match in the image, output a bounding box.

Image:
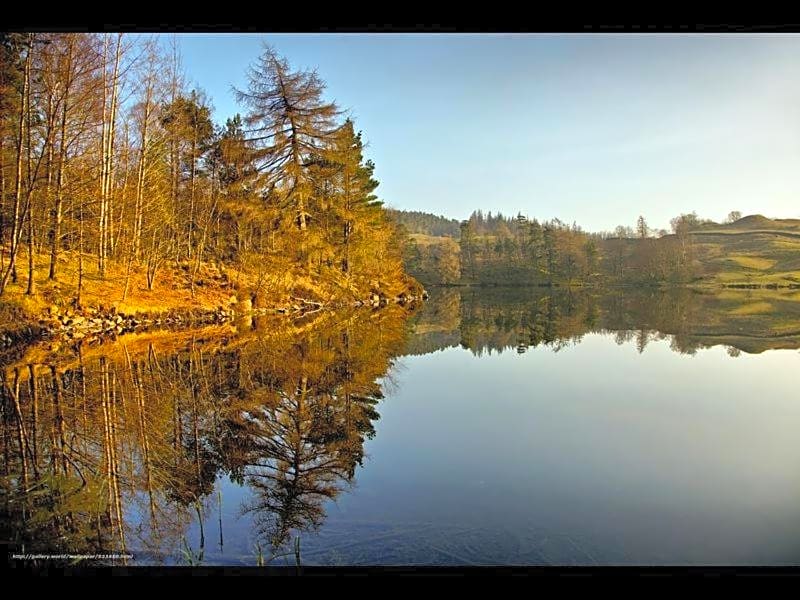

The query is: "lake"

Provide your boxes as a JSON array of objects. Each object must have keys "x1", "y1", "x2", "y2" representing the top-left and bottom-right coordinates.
[{"x1": 3, "y1": 287, "x2": 800, "y2": 566}]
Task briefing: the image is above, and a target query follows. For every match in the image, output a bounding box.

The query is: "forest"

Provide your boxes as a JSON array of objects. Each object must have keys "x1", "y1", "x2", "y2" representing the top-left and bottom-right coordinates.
[
  {"x1": 398, "y1": 209, "x2": 800, "y2": 288},
  {"x1": 0, "y1": 33, "x2": 421, "y2": 340}
]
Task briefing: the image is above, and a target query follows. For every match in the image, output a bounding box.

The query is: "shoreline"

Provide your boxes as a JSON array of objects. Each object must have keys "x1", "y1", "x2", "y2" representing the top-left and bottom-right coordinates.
[
  {"x1": 419, "y1": 282, "x2": 800, "y2": 290},
  {"x1": 0, "y1": 292, "x2": 427, "y2": 353}
]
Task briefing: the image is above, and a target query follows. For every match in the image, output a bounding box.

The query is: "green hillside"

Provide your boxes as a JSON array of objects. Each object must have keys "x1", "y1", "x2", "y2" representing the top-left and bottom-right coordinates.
[{"x1": 687, "y1": 215, "x2": 800, "y2": 286}]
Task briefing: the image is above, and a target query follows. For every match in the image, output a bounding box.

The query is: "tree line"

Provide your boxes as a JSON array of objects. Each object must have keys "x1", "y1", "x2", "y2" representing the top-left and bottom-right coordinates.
[
  {"x1": 386, "y1": 209, "x2": 461, "y2": 238},
  {"x1": 0, "y1": 33, "x2": 415, "y2": 311},
  {"x1": 398, "y1": 209, "x2": 748, "y2": 286}
]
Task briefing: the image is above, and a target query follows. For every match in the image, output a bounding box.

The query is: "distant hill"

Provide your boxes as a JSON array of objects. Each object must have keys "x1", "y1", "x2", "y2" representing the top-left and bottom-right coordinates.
[
  {"x1": 692, "y1": 214, "x2": 800, "y2": 233},
  {"x1": 386, "y1": 209, "x2": 461, "y2": 238}
]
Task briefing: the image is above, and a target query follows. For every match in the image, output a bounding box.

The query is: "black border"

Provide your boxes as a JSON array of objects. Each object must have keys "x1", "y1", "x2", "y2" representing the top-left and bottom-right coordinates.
[
  {"x1": 5, "y1": 565, "x2": 800, "y2": 576},
  {"x1": 5, "y1": 22, "x2": 800, "y2": 33}
]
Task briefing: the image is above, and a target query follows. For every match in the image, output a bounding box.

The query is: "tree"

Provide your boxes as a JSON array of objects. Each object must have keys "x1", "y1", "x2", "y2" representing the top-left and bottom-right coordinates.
[
  {"x1": 670, "y1": 212, "x2": 699, "y2": 233},
  {"x1": 235, "y1": 45, "x2": 342, "y2": 241},
  {"x1": 310, "y1": 119, "x2": 381, "y2": 276},
  {"x1": 0, "y1": 33, "x2": 31, "y2": 295},
  {"x1": 0, "y1": 35, "x2": 419, "y2": 311},
  {"x1": 636, "y1": 215, "x2": 649, "y2": 239},
  {"x1": 726, "y1": 211, "x2": 742, "y2": 224},
  {"x1": 160, "y1": 90, "x2": 214, "y2": 261},
  {"x1": 97, "y1": 33, "x2": 124, "y2": 278}
]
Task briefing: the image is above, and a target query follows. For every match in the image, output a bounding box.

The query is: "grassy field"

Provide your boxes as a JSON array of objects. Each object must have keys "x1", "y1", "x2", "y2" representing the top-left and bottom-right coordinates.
[
  {"x1": 690, "y1": 216, "x2": 800, "y2": 286},
  {"x1": 409, "y1": 233, "x2": 455, "y2": 246}
]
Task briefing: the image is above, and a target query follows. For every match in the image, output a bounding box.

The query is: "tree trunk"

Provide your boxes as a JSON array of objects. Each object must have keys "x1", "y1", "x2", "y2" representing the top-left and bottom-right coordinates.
[
  {"x1": 49, "y1": 58, "x2": 70, "y2": 280},
  {"x1": 0, "y1": 35, "x2": 32, "y2": 295},
  {"x1": 49, "y1": 36, "x2": 75, "y2": 279}
]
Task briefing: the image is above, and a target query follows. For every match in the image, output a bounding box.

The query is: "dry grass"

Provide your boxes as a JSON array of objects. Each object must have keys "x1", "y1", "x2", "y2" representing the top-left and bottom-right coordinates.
[
  {"x1": 409, "y1": 233, "x2": 459, "y2": 249},
  {"x1": 1, "y1": 249, "x2": 234, "y2": 319},
  {"x1": 0, "y1": 247, "x2": 370, "y2": 322},
  {"x1": 726, "y1": 255, "x2": 776, "y2": 271},
  {"x1": 690, "y1": 229, "x2": 800, "y2": 287}
]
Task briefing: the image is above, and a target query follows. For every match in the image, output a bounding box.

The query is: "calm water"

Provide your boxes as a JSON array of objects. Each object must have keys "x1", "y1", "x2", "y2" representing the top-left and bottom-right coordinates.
[{"x1": 3, "y1": 287, "x2": 800, "y2": 566}]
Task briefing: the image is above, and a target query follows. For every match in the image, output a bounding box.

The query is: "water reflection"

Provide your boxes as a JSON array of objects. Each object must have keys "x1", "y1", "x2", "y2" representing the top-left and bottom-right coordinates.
[
  {"x1": 409, "y1": 287, "x2": 800, "y2": 356},
  {"x1": 1, "y1": 307, "x2": 410, "y2": 566},
  {"x1": 3, "y1": 287, "x2": 799, "y2": 566}
]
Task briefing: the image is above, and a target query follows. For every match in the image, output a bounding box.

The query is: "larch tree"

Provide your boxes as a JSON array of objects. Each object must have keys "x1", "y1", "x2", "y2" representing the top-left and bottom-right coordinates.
[{"x1": 234, "y1": 45, "x2": 342, "y2": 267}]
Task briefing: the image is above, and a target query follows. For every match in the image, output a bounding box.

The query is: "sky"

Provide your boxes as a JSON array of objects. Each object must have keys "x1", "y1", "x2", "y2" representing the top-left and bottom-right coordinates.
[{"x1": 163, "y1": 33, "x2": 800, "y2": 233}]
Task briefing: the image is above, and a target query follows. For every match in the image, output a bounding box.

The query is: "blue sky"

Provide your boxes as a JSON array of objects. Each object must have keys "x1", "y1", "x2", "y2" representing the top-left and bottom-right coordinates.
[{"x1": 163, "y1": 33, "x2": 800, "y2": 233}]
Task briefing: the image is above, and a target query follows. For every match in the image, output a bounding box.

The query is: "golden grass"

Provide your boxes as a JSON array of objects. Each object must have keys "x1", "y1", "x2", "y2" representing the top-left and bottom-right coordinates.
[
  {"x1": 727, "y1": 255, "x2": 776, "y2": 270},
  {"x1": 771, "y1": 239, "x2": 800, "y2": 250},
  {"x1": 409, "y1": 233, "x2": 459, "y2": 248},
  {"x1": 1, "y1": 249, "x2": 234, "y2": 319},
  {"x1": 711, "y1": 269, "x2": 800, "y2": 286}
]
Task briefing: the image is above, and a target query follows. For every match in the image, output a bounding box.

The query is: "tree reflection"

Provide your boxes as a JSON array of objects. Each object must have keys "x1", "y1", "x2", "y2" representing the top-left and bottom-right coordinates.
[
  {"x1": 410, "y1": 287, "x2": 800, "y2": 356},
  {"x1": 1, "y1": 306, "x2": 412, "y2": 566}
]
